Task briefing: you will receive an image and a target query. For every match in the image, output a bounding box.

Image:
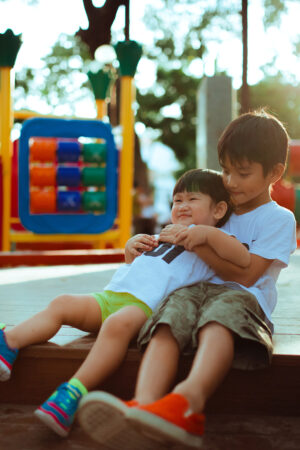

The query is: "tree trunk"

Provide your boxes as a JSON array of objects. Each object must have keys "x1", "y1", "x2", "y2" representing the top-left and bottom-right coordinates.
[
  {"x1": 240, "y1": 0, "x2": 250, "y2": 113},
  {"x1": 77, "y1": 0, "x2": 129, "y2": 57}
]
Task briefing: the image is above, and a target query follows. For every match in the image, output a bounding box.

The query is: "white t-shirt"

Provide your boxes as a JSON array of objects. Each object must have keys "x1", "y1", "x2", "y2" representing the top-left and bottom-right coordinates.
[
  {"x1": 104, "y1": 231, "x2": 227, "y2": 310},
  {"x1": 210, "y1": 201, "x2": 297, "y2": 330}
]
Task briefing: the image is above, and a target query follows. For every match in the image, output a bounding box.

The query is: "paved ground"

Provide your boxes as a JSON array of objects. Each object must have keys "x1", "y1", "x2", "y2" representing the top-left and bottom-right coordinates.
[{"x1": 0, "y1": 404, "x2": 299, "y2": 450}]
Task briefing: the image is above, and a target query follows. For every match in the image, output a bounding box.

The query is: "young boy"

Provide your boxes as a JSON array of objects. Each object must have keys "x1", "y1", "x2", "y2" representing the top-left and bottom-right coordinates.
[
  {"x1": 77, "y1": 110, "x2": 297, "y2": 449},
  {"x1": 0, "y1": 169, "x2": 250, "y2": 438}
]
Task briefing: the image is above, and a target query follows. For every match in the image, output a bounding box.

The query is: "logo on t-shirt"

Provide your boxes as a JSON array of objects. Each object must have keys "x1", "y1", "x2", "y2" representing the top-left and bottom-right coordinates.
[{"x1": 144, "y1": 242, "x2": 185, "y2": 264}]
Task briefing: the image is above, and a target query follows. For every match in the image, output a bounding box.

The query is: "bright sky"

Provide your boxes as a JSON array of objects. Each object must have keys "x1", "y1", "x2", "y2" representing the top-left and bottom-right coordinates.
[{"x1": 1, "y1": 0, "x2": 300, "y2": 90}]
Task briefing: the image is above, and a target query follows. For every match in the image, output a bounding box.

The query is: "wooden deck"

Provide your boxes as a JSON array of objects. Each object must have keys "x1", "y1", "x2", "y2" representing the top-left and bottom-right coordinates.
[{"x1": 0, "y1": 252, "x2": 300, "y2": 418}]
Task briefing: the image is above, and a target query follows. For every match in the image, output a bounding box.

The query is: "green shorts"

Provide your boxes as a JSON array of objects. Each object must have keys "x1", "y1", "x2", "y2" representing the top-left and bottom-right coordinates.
[
  {"x1": 91, "y1": 290, "x2": 152, "y2": 322},
  {"x1": 137, "y1": 282, "x2": 273, "y2": 370}
]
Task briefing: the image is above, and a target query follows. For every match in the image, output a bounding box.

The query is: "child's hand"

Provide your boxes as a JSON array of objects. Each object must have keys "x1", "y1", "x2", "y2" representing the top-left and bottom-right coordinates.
[
  {"x1": 178, "y1": 225, "x2": 210, "y2": 251},
  {"x1": 125, "y1": 234, "x2": 158, "y2": 262},
  {"x1": 159, "y1": 224, "x2": 188, "y2": 244}
]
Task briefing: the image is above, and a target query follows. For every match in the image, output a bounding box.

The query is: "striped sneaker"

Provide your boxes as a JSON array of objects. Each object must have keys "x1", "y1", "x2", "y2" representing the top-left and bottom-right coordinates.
[
  {"x1": 35, "y1": 382, "x2": 82, "y2": 437},
  {"x1": 0, "y1": 328, "x2": 19, "y2": 381}
]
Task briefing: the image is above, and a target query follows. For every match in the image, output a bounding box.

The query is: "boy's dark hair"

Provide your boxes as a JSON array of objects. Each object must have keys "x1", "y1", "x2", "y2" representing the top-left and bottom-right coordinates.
[
  {"x1": 173, "y1": 168, "x2": 232, "y2": 227},
  {"x1": 218, "y1": 109, "x2": 289, "y2": 176}
]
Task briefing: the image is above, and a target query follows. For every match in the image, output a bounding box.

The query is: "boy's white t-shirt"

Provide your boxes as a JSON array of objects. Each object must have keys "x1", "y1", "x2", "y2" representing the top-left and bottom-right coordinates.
[
  {"x1": 210, "y1": 201, "x2": 297, "y2": 330},
  {"x1": 104, "y1": 231, "x2": 225, "y2": 311}
]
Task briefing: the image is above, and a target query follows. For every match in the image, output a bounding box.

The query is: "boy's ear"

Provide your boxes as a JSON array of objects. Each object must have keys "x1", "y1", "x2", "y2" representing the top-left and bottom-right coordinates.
[
  {"x1": 270, "y1": 163, "x2": 285, "y2": 184},
  {"x1": 213, "y1": 201, "x2": 228, "y2": 220}
]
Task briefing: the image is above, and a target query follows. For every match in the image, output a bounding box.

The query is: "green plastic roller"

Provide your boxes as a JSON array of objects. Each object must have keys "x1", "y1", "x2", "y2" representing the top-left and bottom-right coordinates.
[
  {"x1": 82, "y1": 143, "x2": 107, "y2": 163},
  {"x1": 82, "y1": 191, "x2": 106, "y2": 212},
  {"x1": 82, "y1": 167, "x2": 106, "y2": 187}
]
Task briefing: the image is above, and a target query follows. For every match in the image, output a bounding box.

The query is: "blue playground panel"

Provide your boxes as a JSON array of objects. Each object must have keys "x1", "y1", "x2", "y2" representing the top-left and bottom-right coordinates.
[{"x1": 19, "y1": 118, "x2": 118, "y2": 234}]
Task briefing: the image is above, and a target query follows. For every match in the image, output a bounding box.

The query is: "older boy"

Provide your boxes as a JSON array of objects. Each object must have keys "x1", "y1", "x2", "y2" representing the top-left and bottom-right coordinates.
[{"x1": 78, "y1": 110, "x2": 297, "y2": 449}]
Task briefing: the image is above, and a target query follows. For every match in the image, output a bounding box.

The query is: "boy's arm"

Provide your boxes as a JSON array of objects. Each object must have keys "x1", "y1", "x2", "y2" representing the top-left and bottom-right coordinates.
[
  {"x1": 181, "y1": 225, "x2": 251, "y2": 267},
  {"x1": 159, "y1": 224, "x2": 271, "y2": 286},
  {"x1": 160, "y1": 224, "x2": 251, "y2": 268},
  {"x1": 125, "y1": 234, "x2": 159, "y2": 263},
  {"x1": 193, "y1": 245, "x2": 273, "y2": 287}
]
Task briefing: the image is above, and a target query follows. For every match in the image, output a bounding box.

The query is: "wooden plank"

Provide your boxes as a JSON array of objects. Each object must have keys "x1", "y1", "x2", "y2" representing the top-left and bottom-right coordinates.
[{"x1": 0, "y1": 339, "x2": 300, "y2": 415}]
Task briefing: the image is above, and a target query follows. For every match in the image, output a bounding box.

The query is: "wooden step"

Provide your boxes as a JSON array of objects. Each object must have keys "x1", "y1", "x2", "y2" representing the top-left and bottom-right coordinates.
[{"x1": 0, "y1": 332, "x2": 299, "y2": 416}]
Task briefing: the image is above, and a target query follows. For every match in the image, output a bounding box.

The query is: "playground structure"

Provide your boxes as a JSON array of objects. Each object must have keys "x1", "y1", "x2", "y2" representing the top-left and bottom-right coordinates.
[
  {"x1": 1, "y1": 28, "x2": 299, "y2": 258},
  {"x1": 0, "y1": 29, "x2": 142, "y2": 253}
]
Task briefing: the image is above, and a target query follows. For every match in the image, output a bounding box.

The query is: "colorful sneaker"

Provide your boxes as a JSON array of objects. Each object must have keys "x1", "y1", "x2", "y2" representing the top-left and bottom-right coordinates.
[
  {"x1": 127, "y1": 393, "x2": 205, "y2": 448},
  {"x1": 34, "y1": 382, "x2": 82, "y2": 437},
  {"x1": 0, "y1": 329, "x2": 19, "y2": 381},
  {"x1": 78, "y1": 391, "x2": 167, "y2": 450}
]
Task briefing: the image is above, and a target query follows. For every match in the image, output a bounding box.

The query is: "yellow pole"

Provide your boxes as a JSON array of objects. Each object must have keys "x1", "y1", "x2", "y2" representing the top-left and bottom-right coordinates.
[
  {"x1": 95, "y1": 99, "x2": 106, "y2": 120},
  {"x1": 119, "y1": 75, "x2": 134, "y2": 247},
  {"x1": 0, "y1": 67, "x2": 13, "y2": 251},
  {"x1": 93, "y1": 99, "x2": 107, "y2": 249}
]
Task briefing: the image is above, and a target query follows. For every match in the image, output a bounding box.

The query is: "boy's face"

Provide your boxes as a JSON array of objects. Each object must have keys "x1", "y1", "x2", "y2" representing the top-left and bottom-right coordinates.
[
  {"x1": 171, "y1": 191, "x2": 218, "y2": 227},
  {"x1": 221, "y1": 155, "x2": 274, "y2": 213}
]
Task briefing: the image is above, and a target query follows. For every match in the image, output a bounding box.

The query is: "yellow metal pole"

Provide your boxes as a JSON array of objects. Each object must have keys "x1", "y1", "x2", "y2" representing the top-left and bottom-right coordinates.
[
  {"x1": 119, "y1": 75, "x2": 134, "y2": 247},
  {"x1": 94, "y1": 98, "x2": 108, "y2": 249},
  {"x1": 0, "y1": 67, "x2": 12, "y2": 251},
  {"x1": 95, "y1": 99, "x2": 106, "y2": 120}
]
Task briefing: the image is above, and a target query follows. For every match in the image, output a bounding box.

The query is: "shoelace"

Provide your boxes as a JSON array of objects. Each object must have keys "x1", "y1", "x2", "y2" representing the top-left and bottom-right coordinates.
[{"x1": 53, "y1": 383, "x2": 81, "y2": 415}]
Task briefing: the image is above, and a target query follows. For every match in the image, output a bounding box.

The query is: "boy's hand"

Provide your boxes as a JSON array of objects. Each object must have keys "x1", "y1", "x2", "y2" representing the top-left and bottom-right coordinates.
[
  {"x1": 175, "y1": 225, "x2": 210, "y2": 250},
  {"x1": 125, "y1": 234, "x2": 158, "y2": 262},
  {"x1": 159, "y1": 224, "x2": 188, "y2": 244}
]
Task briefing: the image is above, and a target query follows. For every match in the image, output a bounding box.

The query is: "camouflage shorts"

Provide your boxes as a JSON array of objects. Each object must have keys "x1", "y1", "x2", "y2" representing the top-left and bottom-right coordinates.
[{"x1": 137, "y1": 282, "x2": 273, "y2": 370}]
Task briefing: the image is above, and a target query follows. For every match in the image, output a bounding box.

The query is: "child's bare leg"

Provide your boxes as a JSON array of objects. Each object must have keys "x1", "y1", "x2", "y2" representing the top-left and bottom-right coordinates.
[
  {"x1": 173, "y1": 321, "x2": 234, "y2": 412},
  {"x1": 73, "y1": 305, "x2": 148, "y2": 390},
  {"x1": 5, "y1": 294, "x2": 102, "y2": 349},
  {"x1": 134, "y1": 324, "x2": 180, "y2": 404}
]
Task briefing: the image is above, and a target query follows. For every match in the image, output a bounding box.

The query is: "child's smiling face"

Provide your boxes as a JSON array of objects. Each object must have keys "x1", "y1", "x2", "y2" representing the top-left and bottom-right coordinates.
[{"x1": 171, "y1": 191, "x2": 218, "y2": 227}]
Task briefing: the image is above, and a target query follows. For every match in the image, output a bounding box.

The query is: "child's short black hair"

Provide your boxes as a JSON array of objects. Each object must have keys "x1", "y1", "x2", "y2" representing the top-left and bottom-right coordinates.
[
  {"x1": 173, "y1": 168, "x2": 232, "y2": 227},
  {"x1": 218, "y1": 109, "x2": 289, "y2": 176}
]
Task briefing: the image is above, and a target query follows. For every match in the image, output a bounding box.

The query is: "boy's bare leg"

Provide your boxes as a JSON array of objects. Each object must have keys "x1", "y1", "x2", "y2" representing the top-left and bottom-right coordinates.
[
  {"x1": 173, "y1": 321, "x2": 234, "y2": 412},
  {"x1": 73, "y1": 306, "x2": 148, "y2": 390},
  {"x1": 4, "y1": 294, "x2": 102, "y2": 349},
  {"x1": 134, "y1": 324, "x2": 181, "y2": 404}
]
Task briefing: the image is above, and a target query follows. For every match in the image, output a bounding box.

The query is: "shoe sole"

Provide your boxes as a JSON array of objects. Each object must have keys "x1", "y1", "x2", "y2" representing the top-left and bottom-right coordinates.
[
  {"x1": 0, "y1": 360, "x2": 11, "y2": 382},
  {"x1": 127, "y1": 408, "x2": 203, "y2": 449},
  {"x1": 34, "y1": 408, "x2": 69, "y2": 437},
  {"x1": 78, "y1": 391, "x2": 169, "y2": 450}
]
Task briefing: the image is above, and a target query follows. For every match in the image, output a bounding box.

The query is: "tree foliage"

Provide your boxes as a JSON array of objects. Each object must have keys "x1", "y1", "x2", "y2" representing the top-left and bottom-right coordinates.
[
  {"x1": 136, "y1": 0, "x2": 300, "y2": 171},
  {"x1": 249, "y1": 74, "x2": 300, "y2": 139},
  {"x1": 14, "y1": 34, "x2": 93, "y2": 116},
  {"x1": 9, "y1": 0, "x2": 300, "y2": 169},
  {"x1": 135, "y1": 1, "x2": 235, "y2": 171}
]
